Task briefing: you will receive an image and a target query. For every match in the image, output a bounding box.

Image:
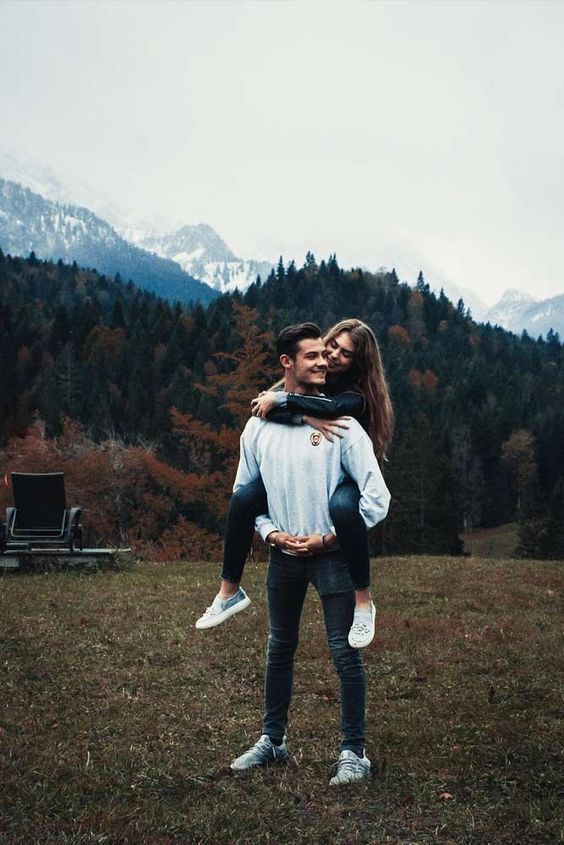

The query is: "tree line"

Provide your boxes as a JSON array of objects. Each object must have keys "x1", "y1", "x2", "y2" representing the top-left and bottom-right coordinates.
[{"x1": 0, "y1": 249, "x2": 562, "y2": 558}]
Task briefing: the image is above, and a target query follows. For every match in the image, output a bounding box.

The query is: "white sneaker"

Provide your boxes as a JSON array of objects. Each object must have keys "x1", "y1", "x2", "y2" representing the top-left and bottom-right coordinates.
[
  {"x1": 195, "y1": 587, "x2": 251, "y2": 630},
  {"x1": 348, "y1": 600, "x2": 376, "y2": 649},
  {"x1": 329, "y1": 749, "x2": 371, "y2": 785},
  {"x1": 230, "y1": 734, "x2": 289, "y2": 771}
]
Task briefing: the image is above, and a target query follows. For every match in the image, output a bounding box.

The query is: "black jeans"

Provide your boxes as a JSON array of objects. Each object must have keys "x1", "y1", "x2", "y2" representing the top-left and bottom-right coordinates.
[
  {"x1": 221, "y1": 478, "x2": 371, "y2": 590},
  {"x1": 263, "y1": 549, "x2": 366, "y2": 756}
]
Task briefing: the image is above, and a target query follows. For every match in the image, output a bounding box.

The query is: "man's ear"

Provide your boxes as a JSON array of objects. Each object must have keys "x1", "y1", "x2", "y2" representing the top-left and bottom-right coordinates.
[{"x1": 279, "y1": 354, "x2": 293, "y2": 371}]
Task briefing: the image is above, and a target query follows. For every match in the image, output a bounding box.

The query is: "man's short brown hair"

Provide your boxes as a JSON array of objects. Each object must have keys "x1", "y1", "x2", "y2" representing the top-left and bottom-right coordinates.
[{"x1": 276, "y1": 322, "x2": 322, "y2": 359}]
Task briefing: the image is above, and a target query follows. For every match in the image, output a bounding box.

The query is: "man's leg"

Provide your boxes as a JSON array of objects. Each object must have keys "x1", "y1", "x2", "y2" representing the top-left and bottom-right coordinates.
[
  {"x1": 320, "y1": 588, "x2": 367, "y2": 756},
  {"x1": 262, "y1": 553, "x2": 309, "y2": 745},
  {"x1": 231, "y1": 553, "x2": 308, "y2": 771}
]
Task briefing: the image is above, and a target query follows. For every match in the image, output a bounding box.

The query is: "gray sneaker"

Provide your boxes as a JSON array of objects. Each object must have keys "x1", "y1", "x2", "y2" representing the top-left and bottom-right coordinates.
[
  {"x1": 195, "y1": 587, "x2": 251, "y2": 629},
  {"x1": 329, "y1": 749, "x2": 371, "y2": 785},
  {"x1": 230, "y1": 734, "x2": 289, "y2": 771}
]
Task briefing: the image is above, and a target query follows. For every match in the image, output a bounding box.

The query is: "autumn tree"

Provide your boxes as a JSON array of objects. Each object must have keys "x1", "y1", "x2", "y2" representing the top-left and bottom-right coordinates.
[{"x1": 142, "y1": 302, "x2": 277, "y2": 558}]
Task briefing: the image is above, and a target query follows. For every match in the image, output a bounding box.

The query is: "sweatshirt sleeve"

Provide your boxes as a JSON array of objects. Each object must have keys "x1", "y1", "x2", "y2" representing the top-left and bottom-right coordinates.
[
  {"x1": 232, "y1": 421, "x2": 279, "y2": 540},
  {"x1": 233, "y1": 424, "x2": 260, "y2": 492},
  {"x1": 341, "y1": 435, "x2": 390, "y2": 529}
]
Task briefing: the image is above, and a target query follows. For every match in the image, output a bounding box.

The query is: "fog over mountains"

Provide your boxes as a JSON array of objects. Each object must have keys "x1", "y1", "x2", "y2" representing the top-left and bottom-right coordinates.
[
  {"x1": 0, "y1": 179, "x2": 218, "y2": 306},
  {"x1": 0, "y1": 147, "x2": 562, "y2": 336}
]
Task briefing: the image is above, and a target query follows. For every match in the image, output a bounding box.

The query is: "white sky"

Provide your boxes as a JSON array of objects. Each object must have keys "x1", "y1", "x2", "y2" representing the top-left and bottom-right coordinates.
[{"x1": 1, "y1": 0, "x2": 563, "y2": 305}]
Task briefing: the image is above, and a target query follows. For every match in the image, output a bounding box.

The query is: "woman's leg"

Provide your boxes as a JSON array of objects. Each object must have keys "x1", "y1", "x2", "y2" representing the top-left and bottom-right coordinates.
[
  {"x1": 329, "y1": 480, "x2": 371, "y2": 608},
  {"x1": 219, "y1": 477, "x2": 267, "y2": 596}
]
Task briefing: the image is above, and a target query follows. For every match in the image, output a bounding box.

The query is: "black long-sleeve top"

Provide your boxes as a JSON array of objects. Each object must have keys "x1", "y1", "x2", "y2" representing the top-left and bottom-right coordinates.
[{"x1": 267, "y1": 378, "x2": 369, "y2": 434}]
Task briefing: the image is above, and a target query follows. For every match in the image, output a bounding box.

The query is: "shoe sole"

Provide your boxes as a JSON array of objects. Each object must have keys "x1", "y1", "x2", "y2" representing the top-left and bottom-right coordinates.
[
  {"x1": 348, "y1": 602, "x2": 376, "y2": 649},
  {"x1": 195, "y1": 595, "x2": 251, "y2": 630}
]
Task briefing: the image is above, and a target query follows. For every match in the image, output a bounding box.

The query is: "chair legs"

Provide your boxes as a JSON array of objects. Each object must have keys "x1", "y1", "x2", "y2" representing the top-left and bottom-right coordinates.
[{"x1": 69, "y1": 522, "x2": 84, "y2": 553}]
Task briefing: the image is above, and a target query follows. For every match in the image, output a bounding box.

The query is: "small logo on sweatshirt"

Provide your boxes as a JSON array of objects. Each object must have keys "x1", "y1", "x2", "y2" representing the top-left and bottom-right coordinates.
[{"x1": 310, "y1": 432, "x2": 322, "y2": 447}]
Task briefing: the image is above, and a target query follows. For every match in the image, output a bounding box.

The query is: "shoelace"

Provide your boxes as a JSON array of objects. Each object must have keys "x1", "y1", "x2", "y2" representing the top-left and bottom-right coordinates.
[
  {"x1": 203, "y1": 599, "x2": 223, "y2": 617},
  {"x1": 333, "y1": 756, "x2": 361, "y2": 777},
  {"x1": 252, "y1": 737, "x2": 276, "y2": 759}
]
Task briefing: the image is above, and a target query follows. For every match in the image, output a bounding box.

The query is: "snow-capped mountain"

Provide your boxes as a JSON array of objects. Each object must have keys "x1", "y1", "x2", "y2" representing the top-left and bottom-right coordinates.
[
  {"x1": 485, "y1": 289, "x2": 563, "y2": 338},
  {"x1": 0, "y1": 147, "x2": 273, "y2": 295},
  {"x1": 413, "y1": 273, "x2": 562, "y2": 338},
  {"x1": 1, "y1": 147, "x2": 561, "y2": 330},
  {"x1": 0, "y1": 146, "x2": 125, "y2": 228},
  {"x1": 127, "y1": 222, "x2": 273, "y2": 294},
  {"x1": 0, "y1": 179, "x2": 218, "y2": 306},
  {"x1": 485, "y1": 289, "x2": 538, "y2": 330}
]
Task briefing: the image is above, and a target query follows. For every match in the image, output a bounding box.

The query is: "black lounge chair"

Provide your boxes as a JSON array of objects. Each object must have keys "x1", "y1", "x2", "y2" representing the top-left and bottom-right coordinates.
[{"x1": 2, "y1": 472, "x2": 83, "y2": 553}]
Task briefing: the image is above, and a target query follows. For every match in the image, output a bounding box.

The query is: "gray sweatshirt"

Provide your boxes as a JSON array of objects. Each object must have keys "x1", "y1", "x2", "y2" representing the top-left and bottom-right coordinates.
[{"x1": 233, "y1": 415, "x2": 390, "y2": 544}]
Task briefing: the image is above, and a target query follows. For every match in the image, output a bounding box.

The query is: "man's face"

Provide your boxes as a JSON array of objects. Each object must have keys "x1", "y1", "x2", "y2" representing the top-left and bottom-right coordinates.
[{"x1": 285, "y1": 337, "x2": 328, "y2": 388}]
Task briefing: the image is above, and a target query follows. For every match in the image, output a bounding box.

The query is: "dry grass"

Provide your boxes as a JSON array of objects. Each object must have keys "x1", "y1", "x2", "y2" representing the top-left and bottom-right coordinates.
[{"x1": 0, "y1": 555, "x2": 562, "y2": 845}]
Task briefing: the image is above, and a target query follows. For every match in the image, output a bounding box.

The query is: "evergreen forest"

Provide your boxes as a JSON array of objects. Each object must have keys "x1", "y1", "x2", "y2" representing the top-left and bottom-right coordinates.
[{"x1": 1, "y1": 249, "x2": 563, "y2": 559}]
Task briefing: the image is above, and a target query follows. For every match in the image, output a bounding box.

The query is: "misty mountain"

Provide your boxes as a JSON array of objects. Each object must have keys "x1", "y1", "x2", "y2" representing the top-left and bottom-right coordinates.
[
  {"x1": 0, "y1": 148, "x2": 273, "y2": 295},
  {"x1": 425, "y1": 280, "x2": 562, "y2": 338},
  {"x1": 0, "y1": 146, "x2": 126, "y2": 228},
  {"x1": 1, "y1": 147, "x2": 561, "y2": 332},
  {"x1": 483, "y1": 288, "x2": 563, "y2": 338},
  {"x1": 0, "y1": 179, "x2": 218, "y2": 306},
  {"x1": 126, "y1": 222, "x2": 273, "y2": 294}
]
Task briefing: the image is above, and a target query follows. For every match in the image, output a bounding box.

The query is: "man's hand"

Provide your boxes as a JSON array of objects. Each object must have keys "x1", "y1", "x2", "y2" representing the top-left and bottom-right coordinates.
[
  {"x1": 251, "y1": 391, "x2": 279, "y2": 418},
  {"x1": 302, "y1": 416, "x2": 351, "y2": 442},
  {"x1": 285, "y1": 533, "x2": 337, "y2": 555},
  {"x1": 267, "y1": 531, "x2": 337, "y2": 554},
  {"x1": 266, "y1": 530, "x2": 302, "y2": 551}
]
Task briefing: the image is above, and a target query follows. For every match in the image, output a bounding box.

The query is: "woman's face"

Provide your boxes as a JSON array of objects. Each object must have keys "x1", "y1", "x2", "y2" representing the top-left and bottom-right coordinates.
[{"x1": 325, "y1": 331, "x2": 356, "y2": 376}]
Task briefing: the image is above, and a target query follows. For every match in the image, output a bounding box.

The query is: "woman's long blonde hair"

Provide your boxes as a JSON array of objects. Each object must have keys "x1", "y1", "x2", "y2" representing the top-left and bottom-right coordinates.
[{"x1": 324, "y1": 319, "x2": 394, "y2": 460}]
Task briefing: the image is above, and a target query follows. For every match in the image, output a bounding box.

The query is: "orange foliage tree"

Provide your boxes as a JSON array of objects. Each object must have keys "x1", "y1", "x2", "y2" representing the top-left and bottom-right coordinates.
[
  {"x1": 0, "y1": 417, "x2": 143, "y2": 548},
  {"x1": 156, "y1": 302, "x2": 277, "y2": 558},
  {"x1": 0, "y1": 304, "x2": 278, "y2": 562}
]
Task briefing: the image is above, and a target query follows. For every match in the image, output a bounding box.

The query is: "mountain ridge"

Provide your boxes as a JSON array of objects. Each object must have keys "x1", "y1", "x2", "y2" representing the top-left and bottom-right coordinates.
[
  {"x1": 126, "y1": 222, "x2": 274, "y2": 294},
  {"x1": 0, "y1": 147, "x2": 562, "y2": 333},
  {"x1": 0, "y1": 179, "x2": 218, "y2": 306}
]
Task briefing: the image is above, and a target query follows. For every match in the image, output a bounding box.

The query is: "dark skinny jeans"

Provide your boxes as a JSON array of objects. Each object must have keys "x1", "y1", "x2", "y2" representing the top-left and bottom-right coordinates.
[
  {"x1": 221, "y1": 477, "x2": 371, "y2": 590},
  {"x1": 263, "y1": 548, "x2": 366, "y2": 755}
]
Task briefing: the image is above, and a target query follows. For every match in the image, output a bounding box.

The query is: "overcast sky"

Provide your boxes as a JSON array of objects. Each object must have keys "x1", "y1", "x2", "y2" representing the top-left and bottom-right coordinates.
[{"x1": 1, "y1": 0, "x2": 563, "y2": 305}]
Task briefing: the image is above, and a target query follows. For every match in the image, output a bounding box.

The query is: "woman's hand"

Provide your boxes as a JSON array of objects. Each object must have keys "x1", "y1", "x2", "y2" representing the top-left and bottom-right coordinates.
[
  {"x1": 251, "y1": 391, "x2": 279, "y2": 418},
  {"x1": 302, "y1": 415, "x2": 351, "y2": 442}
]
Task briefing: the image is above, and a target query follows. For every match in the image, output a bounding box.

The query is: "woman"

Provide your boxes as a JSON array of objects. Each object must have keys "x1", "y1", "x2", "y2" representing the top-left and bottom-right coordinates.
[{"x1": 195, "y1": 318, "x2": 394, "y2": 648}]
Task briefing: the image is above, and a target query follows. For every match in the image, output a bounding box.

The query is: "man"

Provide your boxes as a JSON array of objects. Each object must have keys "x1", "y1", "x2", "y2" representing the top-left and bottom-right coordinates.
[{"x1": 230, "y1": 323, "x2": 390, "y2": 785}]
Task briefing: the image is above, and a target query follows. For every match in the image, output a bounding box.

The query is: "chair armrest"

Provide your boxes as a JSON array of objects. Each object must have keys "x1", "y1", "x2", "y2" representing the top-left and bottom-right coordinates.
[{"x1": 68, "y1": 507, "x2": 82, "y2": 524}]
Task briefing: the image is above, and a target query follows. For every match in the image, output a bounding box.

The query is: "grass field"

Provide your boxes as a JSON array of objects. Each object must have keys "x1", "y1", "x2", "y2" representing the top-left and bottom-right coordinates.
[
  {"x1": 460, "y1": 525, "x2": 519, "y2": 560},
  {"x1": 0, "y1": 556, "x2": 562, "y2": 845}
]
